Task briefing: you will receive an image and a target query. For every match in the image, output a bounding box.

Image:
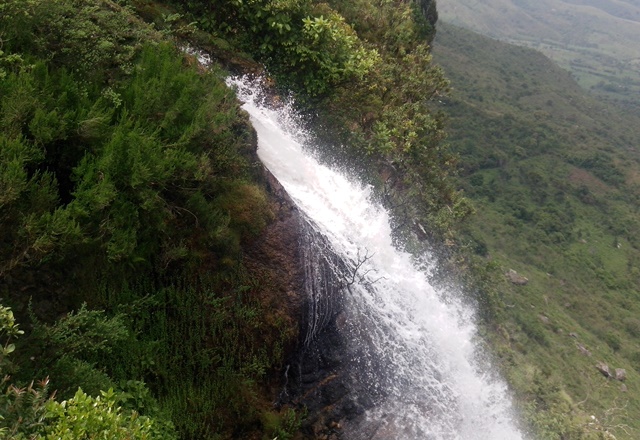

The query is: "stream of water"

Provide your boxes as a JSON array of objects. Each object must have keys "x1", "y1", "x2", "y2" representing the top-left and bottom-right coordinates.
[{"x1": 229, "y1": 77, "x2": 525, "y2": 440}]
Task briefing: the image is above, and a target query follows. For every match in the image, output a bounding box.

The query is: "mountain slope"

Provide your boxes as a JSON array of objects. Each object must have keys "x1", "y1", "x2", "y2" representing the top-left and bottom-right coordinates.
[
  {"x1": 438, "y1": 0, "x2": 640, "y2": 106},
  {"x1": 433, "y1": 22, "x2": 640, "y2": 438}
]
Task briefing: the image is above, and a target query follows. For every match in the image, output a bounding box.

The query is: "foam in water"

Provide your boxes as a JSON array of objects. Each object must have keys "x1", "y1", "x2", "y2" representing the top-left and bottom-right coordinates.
[{"x1": 228, "y1": 76, "x2": 525, "y2": 440}]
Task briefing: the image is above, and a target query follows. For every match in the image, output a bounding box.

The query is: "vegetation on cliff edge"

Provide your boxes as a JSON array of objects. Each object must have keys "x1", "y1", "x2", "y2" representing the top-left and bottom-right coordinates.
[
  {"x1": 1, "y1": 1, "x2": 296, "y2": 438},
  {"x1": 1, "y1": 0, "x2": 466, "y2": 438}
]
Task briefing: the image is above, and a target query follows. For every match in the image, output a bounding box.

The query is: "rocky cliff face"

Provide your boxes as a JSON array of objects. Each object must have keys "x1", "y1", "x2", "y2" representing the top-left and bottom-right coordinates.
[
  {"x1": 282, "y1": 226, "x2": 355, "y2": 440},
  {"x1": 247, "y1": 166, "x2": 378, "y2": 439}
]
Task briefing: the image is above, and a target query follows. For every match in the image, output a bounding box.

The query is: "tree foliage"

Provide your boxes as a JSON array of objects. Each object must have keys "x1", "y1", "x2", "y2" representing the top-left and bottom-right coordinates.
[
  {"x1": 303, "y1": 0, "x2": 465, "y2": 234},
  {"x1": 173, "y1": 0, "x2": 379, "y2": 95}
]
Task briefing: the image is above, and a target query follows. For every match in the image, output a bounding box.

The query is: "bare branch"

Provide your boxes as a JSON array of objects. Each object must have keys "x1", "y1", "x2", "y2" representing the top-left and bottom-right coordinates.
[{"x1": 341, "y1": 247, "x2": 386, "y2": 290}]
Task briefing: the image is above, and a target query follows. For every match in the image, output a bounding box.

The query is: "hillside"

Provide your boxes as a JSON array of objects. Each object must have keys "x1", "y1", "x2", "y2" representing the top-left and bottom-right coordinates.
[
  {"x1": 433, "y1": 22, "x2": 640, "y2": 438},
  {"x1": 438, "y1": 0, "x2": 640, "y2": 107}
]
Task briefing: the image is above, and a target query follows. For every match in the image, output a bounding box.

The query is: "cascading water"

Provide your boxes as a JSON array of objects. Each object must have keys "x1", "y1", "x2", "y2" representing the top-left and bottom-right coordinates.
[{"x1": 228, "y1": 77, "x2": 525, "y2": 440}]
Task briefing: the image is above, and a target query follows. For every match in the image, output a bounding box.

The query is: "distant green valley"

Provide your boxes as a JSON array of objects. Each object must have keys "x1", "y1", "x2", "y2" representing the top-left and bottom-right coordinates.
[
  {"x1": 433, "y1": 22, "x2": 640, "y2": 438},
  {"x1": 438, "y1": 0, "x2": 640, "y2": 109}
]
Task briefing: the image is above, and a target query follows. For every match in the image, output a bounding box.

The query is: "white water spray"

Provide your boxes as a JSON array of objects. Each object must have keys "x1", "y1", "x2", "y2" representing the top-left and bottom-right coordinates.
[{"x1": 229, "y1": 77, "x2": 524, "y2": 440}]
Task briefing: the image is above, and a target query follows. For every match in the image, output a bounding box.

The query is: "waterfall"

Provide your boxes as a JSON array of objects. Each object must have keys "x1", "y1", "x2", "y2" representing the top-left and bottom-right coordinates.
[{"x1": 228, "y1": 77, "x2": 525, "y2": 440}]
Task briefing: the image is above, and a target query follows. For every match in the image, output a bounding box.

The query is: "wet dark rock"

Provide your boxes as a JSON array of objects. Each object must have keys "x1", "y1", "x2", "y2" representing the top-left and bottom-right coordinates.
[
  {"x1": 243, "y1": 165, "x2": 380, "y2": 436},
  {"x1": 323, "y1": 379, "x2": 349, "y2": 405},
  {"x1": 266, "y1": 215, "x2": 395, "y2": 437}
]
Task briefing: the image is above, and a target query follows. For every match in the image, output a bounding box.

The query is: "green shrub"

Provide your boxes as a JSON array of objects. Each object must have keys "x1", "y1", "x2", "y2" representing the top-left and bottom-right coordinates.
[
  {"x1": 41, "y1": 388, "x2": 172, "y2": 440},
  {"x1": 173, "y1": 0, "x2": 379, "y2": 96},
  {"x1": 602, "y1": 331, "x2": 622, "y2": 352},
  {"x1": 261, "y1": 407, "x2": 303, "y2": 440}
]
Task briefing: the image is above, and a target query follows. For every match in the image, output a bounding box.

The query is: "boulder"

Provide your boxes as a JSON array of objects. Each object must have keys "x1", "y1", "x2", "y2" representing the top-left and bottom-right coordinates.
[
  {"x1": 615, "y1": 368, "x2": 627, "y2": 381},
  {"x1": 506, "y1": 269, "x2": 528, "y2": 285}
]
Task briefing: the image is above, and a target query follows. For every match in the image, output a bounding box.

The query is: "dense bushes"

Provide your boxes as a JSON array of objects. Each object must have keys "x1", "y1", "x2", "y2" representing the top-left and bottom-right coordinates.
[
  {"x1": 1, "y1": 1, "x2": 296, "y2": 438},
  {"x1": 0, "y1": 305, "x2": 176, "y2": 439},
  {"x1": 173, "y1": 0, "x2": 379, "y2": 96},
  {"x1": 0, "y1": 30, "x2": 264, "y2": 271},
  {"x1": 0, "y1": 0, "x2": 148, "y2": 83}
]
